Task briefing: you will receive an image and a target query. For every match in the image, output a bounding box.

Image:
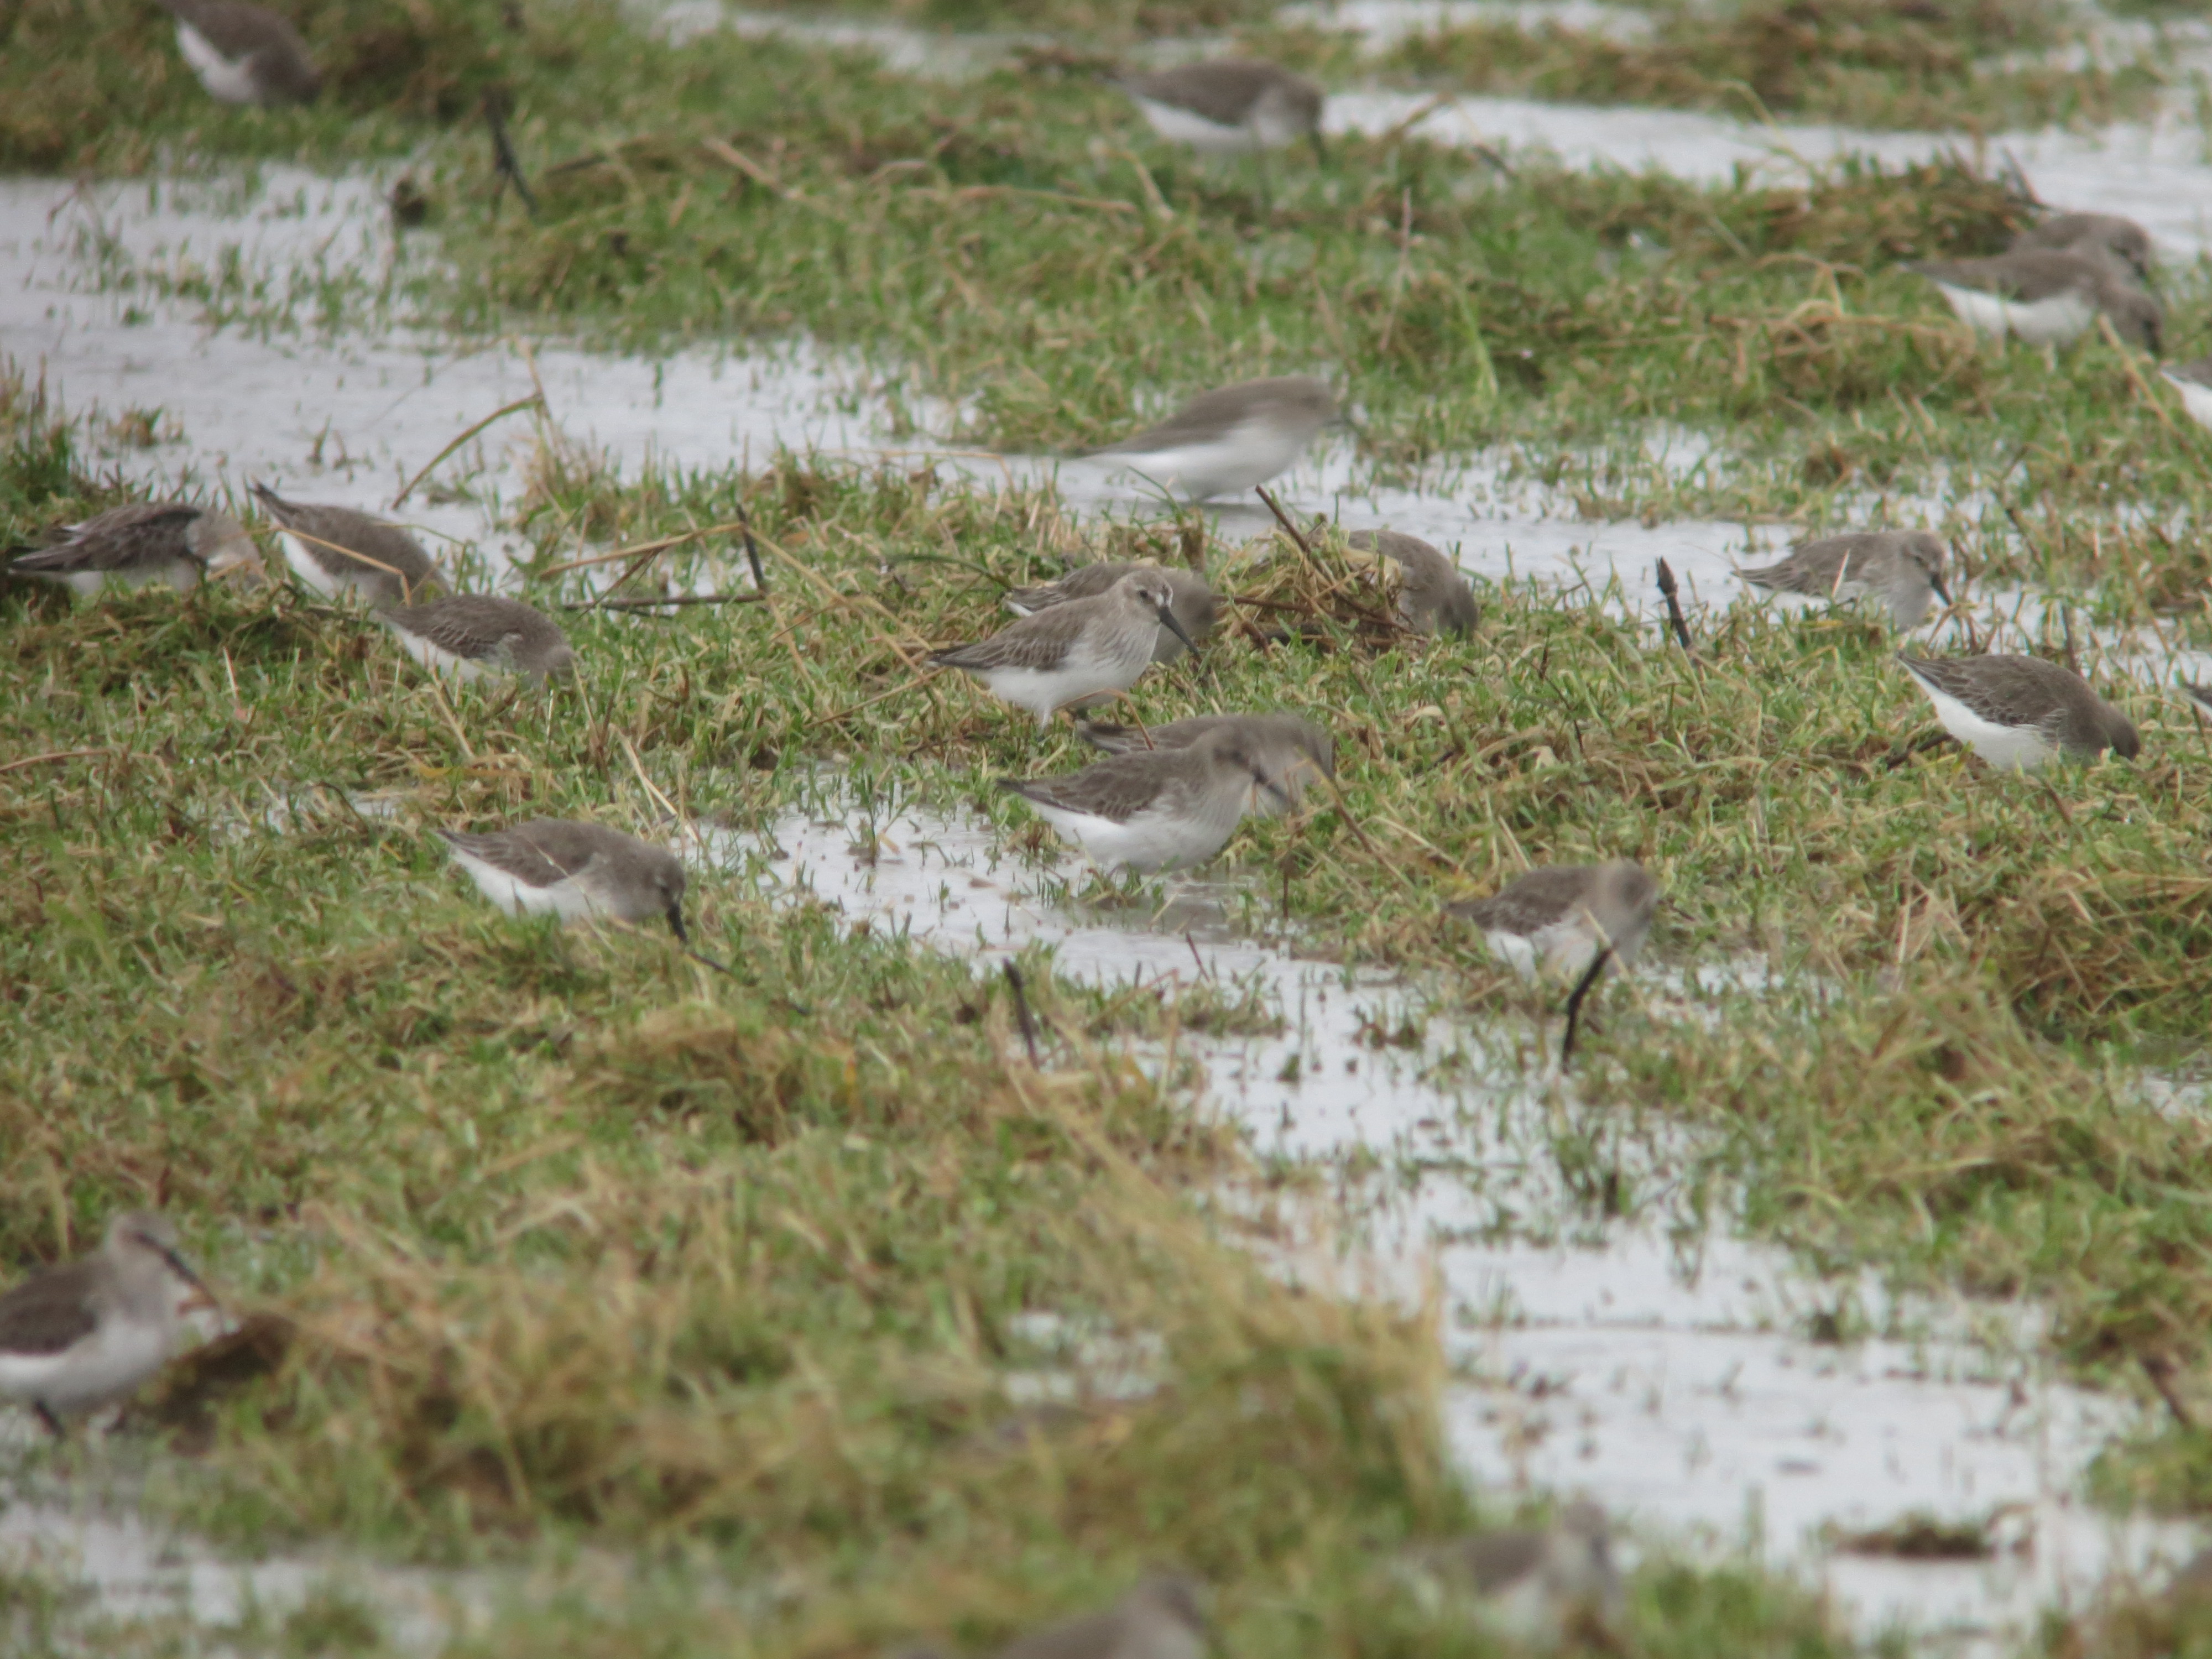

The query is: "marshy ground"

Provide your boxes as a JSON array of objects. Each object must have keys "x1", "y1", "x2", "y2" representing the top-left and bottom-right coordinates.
[{"x1": 3, "y1": 0, "x2": 2212, "y2": 1654}]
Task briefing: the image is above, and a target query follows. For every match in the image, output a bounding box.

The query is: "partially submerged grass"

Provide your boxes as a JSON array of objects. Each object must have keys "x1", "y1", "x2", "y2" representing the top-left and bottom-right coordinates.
[
  {"x1": 1256, "y1": 0, "x2": 2168, "y2": 132},
  {"x1": 7, "y1": 0, "x2": 2212, "y2": 1641},
  {"x1": 14, "y1": 0, "x2": 2212, "y2": 568}
]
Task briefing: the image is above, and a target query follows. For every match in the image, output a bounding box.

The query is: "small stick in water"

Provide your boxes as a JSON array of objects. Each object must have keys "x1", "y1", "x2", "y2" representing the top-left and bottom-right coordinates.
[
  {"x1": 1656, "y1": 559, "x2": 1696, "y2": 657},
  {"x1": 484, "y1": 91, "x2": 540, "y2": 220},
  {"x1": 1559, "y1": 945, "x2": 1613, "y2": 1068},
  {"x1": 1003, "y1": 961, "x2": 1041, "y2": 1067}
]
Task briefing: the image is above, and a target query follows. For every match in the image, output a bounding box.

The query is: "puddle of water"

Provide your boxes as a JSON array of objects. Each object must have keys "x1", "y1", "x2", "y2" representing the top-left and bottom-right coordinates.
[
  {"x1": 719, "y1": 784, "x2": 2201, "y2": 1652},
  {"x1": 1327, "y1": 92, "x2": 2212, "y2": 260},
  {"x1": 1281, "y1": 0, "x2": 1656, "y2": 44},
  {"x1": 12, "y1": 168, "x2": 2209, "y2": 696},
  {"x1": 0, "y1": 1492, "x2": 474, "y2": 1654}
]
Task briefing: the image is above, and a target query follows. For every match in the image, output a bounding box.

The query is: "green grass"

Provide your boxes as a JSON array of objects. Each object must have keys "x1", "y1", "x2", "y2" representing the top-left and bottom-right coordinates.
[
  {"x1": 1253, "y1": 0, "x2": 2168, "y2": 132},
  {"x1": 6, "y1": 0, "x2": 2212, "y2": 1648},
  {"x1": 15, "y1": 0, "x2": 2212, "y2": 580}
]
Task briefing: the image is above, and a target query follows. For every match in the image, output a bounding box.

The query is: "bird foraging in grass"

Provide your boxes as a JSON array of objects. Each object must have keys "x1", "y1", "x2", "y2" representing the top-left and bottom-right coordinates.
[{"x1": 930, "y1": 570, "x2": 1196, "y2": 726}]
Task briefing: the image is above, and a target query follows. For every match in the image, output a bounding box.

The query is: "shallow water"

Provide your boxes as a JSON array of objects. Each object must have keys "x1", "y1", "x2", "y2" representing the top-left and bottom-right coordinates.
[
  {"x1": 5, "y1": 34, "x2": 2211, "y2": 1648},
  {"x1": 729, "y1": 787, "x2": 2202, "y2": 1653},
  {"x1": 0, "y1": 1490, "x2": 472, "y2": 1653}
]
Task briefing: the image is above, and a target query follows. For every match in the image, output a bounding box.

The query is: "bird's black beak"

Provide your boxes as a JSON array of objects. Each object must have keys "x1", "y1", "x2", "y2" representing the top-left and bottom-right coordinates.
[
  {"x1": 1929, "y1": 572, "x2": 1953, "y2": 605},
  {"x1": 666, "y1": 904, "x2": 689, "y2": 943},
  {"x1": 1156, "y1": 602, "x2": 1197, "y2": 654},
  {"x1": 139, "y1": 1234, "x2": 221, "y2": 1313},
  {"x1": 1255, "y1": 769, "x2": 1291, "y2": 808}
]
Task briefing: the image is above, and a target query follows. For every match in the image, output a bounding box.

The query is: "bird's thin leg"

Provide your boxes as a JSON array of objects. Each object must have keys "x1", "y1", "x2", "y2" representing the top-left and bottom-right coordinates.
[
  {"x1": 34, "y1": 1401, "x2": 65, "y2": 1439},
  {"x1": 1559, "y1": 946, "x2": 1614, "y2": 1068}
]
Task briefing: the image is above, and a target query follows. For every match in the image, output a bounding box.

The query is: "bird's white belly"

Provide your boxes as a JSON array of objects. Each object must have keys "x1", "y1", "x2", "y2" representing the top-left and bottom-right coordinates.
[
  {"x1": 1916, "y1": 683, "x2": 2056, "y2": 770},
  {"x1": 176, "y1": 23, "x2": 264, "y2": 104},
  {"x1": 280, "y1": 531, "x2": 347, "y2": 599},
  {"x1": 384, "y1": 619, "x2": 488, "y2": 682},
  {"x1": 447, "y1": 849, "x2": 602, "y2": 922},
  {"x1": 1108, "y1": 420, "x2": 1307, "y2": 501},
  {"x1": 1133, "y1": 99, "x2": 1255, "y2": 154},
  {"x1": 1030, "y1": 800, "x2": 1238, "y2": 872},
  {"x1": 1495, "y1": 917, "x2": 1605, "y2": 981},
  {"x1": 0, "y1": 1319, "x2": 172, "y2": 1414},
  {"x1": 55, "y1": 560, "x2": 197, "y2": 596},
  {"x1": 2164, "y1": 373, "x2": 2212, "y2": 431},
  {"x1": 1935, "y1": 282, "x2": 2095, "y2": 346},
  {"x1": 977, "y1": 644, "x2": 1146, "y2": 723}
]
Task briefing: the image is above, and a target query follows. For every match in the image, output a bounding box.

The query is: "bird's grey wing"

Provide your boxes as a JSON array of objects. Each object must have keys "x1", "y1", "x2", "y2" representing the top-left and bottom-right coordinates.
[
  {"x1": 995, "y1": 1606, "x2": 1126, "y2": 1659},
  {"x1": 1905, "y1": 656, "x2": 2063, "y2": 726},
  {"x1": 1004, "y1": 564, "x2": 1128, "y2": 613},
  {"x1": 931, "y1": 611, "x2": 1089, "y2": 672},
  {"x1": 0, "y1": 1262, "x2": 101, "y2": 1355},
  {"x1": 1447, "y1": 868, "x2": 1589, "y2": 934},
  {"x1": 285, "y1": 505, "x2": 440, "y2": 587},
  {"x1": 1931, "y1": 252, "x2": 2096, "y2": 302},
  {"x1": 1089, "y1": 385, "x2": 1261, "y2": 455},
  {"x1": 1448, "y1": 1530, "x2": 1551, "y2": 1594},
  {"x1": 387, "y1": 597, "x2": 520, "y2": 660},
  {"x1": 437, "y1": 827, "x2": 573, "y2": 886},
  {"x1": 1000, "y1": 754, "x2": 1174, "y2": 821},
  {"x1": 1119, "y1": 64, "x2": 1265, "y2": 124},
  {"x1": 11, "y1": 504, "x2": 197, "y2": 573}
]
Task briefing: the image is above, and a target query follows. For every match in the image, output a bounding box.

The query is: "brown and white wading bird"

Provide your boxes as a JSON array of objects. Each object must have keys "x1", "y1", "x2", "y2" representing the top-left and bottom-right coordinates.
[
  {"x1": 999, "y1": 726, "x2": 1291, "y2": 872},
  {"x1": 0, "y1": 1213, "x2": 216, "y2": 1434},
  {"x1": 439, "y1": 820, "x2": 693, "y2": 938},
  {"x1": 4, "y1": 500, "x2": 265, "y2": 595},
  {"x1": 1117, "y1": 60, "x2": 1324, "y2": 159},
  {"x1": 2010, "y1": 211, "x2": 2153, "y2": 284},
  {"x1": 1906, "y1": 248, "x2": 2161, "y2": 352},
  {"x1": 1084, "y1": 377, "x2": 1338, "y2": 504},
  {"x1": 159, "y1": 0, "x2": 320, "y2": 106},
  {"x1": 1896, "y1": 653, "x2": 2141, "y2": 770},
  {"x1": 1735, "y1": 529, "x2": 1952, "y2": 629},
  {"x1": 379, "y1": 594, "x2": 576, "y2": 684},
  {"x1": 1003, "y1": 563, "x2": 1217, "y2": 664},
  {"x1": 2161, "y1": 354, "x2": 2212, "y2": 431},
  {"x1": 997, "y1": 1573, "x2": 1208, "y2": 1659},
  {"x1": 931, "y1": 570, "x2": 1196, "y2": 726},
  {"x1": 250, "y1": 483, "x2": 445, "y2": 605},
  {"x1": 1400, "y1": 1502, "x2": 1625, "y2": 1651},
  {"x1": 1345, "y1": 529, "x2": 1478, "y2": 635},
  {"x1": 1448, "y1": 862, "x2": 1659, "y2": 1062},
  {"x1": 1073, "y1": 711, "x2": 1334, "y2": 814}
]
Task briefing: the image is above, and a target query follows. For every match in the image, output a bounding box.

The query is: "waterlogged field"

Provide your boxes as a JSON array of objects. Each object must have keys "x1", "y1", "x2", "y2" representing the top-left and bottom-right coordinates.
[{"x1": 2, "y1": 0, "x2": 2212, "y2": 1655}]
